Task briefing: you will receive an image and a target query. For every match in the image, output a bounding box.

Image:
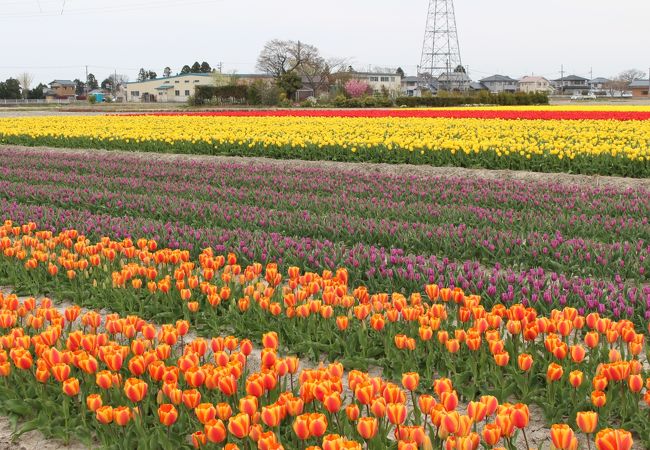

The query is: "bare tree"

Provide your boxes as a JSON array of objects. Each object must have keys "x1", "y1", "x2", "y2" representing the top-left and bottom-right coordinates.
[
  {"x1": 299, "y1": 56, "x2": 348, "y2": 97},
  {"x1": 256, "y1": 39, "x2": 318, "y2": 79},
  {"x1": 17, "y1": 72, "x2": 34, "y2": 99},
  {"x1": 618, "y1": 69, "x2": 645, "y2": 83}
]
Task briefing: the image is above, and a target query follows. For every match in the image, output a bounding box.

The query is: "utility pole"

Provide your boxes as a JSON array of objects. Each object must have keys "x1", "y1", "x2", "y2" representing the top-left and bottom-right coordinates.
[
  {"x1": 114, "y1": 68, "x2": 117, "y2": 98},
  {"x1": 85, "y1": 65, "x2": 88, "y2": 97},
  {"x1": 560, "y1": 64, "x2": 564, "y2": 95},
  {"x1": 217, "y1": 62, "x2": 223, "y2": 74}
]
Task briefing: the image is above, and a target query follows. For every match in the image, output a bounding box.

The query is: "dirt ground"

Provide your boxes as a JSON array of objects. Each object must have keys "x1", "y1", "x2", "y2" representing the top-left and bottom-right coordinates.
[{"x1": 3, "y1": 144, "x2": 649, "y2": 191}]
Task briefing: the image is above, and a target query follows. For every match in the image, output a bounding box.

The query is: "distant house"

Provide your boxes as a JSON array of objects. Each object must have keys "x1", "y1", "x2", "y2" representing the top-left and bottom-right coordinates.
[
  {"x1": 46, "y1": 80, "x2": 76, "y2": 100},
  {"x1": 518, "y1": 76, "x2": 554, "y2": 94},
  {"x1": 350, "y1": 72, "x2": 403, "y2": 97},
  {"x1": 479, "y1": 75, "x2": 518, "y2": 93},
  {"x1": 401, "y1": 76, "x2": 429, "y2": 97},
  {"x1": 552, "y1": 75, "x2": 590, "y2": 95},
  {"x1": 124, "y1": 73, "x2": 214, "y2": 103},
  {"x1": 437, "y1": 71, "x2": 471, "y2": 92},
  {"x1": 469, "y1": 82, "x2": 488, "y2": 92},
  {"x1": 629, "y1": 80, "x2": 650, "y2": 98},
  {"x1": 589, "y1": 77, "x2": 610, "y2": 91}
]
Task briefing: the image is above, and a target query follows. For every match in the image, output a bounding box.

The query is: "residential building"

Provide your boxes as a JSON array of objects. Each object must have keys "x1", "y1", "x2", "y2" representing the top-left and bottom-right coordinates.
[
  {"x1": 401, "y1": 76, "x2": 429, "y2": 97},
  {"x1": 552, "y1": 75, "x2": 590, "y2": 95},
  {"x1": 478, "y1": 75, "x2": 518, "y2": 93},
  {"x1": 589, "y1": 77, "x2": 610, "y2": 91},
  {"x1": 45, "y1": 80, "x2": 76, "y2": 100},
  {"x1": 518, "y1": 76, "x2": 554, "y2": 93},
  {"x1": 629, "y1": 80, "x2": 650, "y2": 98},
  {"x1": 437, "y1": 71, "x2": 471, "y2": 91},
  {"x1": 350, "y1": 72, "x2": 403, "y2": 96},
  {"x1": 124, "y1": 73, "x2": 214, "y2": 103}
]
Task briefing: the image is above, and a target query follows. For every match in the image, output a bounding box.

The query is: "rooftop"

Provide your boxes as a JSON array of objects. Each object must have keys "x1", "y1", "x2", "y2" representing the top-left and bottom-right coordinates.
[
  {"x1": 553, "y1": 75, "x2": 589, "y2": 82},
  {"x1": 125, "y1": 72, "x2": 212, "y2": 85},
  {"x1": 629, "y1": 80, "x2": 650, "y2": 88},
  {"x1": 50, "y1": 79, "x2": 75, "y2": 86},
  {"x1": 479, "y1": 74, "x2": 518, "y2": 83}
]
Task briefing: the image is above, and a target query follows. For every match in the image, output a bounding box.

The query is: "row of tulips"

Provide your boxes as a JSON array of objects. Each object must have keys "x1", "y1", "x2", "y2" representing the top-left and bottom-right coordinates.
[
  {"x1": 0, "y1": 114, "x2": 648, "y2": 176},
  {"x1": 127, "y1": 108, "x2": 650, "y2": 121},
  {"x1": 1, "y1": 149, "x2": 648, "y2": 323},
  {"x1": 0, "y1": 292, "x2": 638, "y2": 450},
  {"x1": 0, "y1": 222, "x2": 648, "y2": 447}
]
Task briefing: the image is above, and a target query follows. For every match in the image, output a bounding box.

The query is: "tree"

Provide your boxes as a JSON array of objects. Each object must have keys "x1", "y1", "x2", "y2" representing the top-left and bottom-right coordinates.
[
  {"x1": 27, "y1": 83, "x2": 47, "y2": 100},
  {"x1": 191, "y1": 62, "x2": 201, "y2": 73},
  {"x1": 344, "y1": 79, "x2": 369, "y2": 98},
  {"x1": 181, "y1": 65, "x2": 191, "y2": 74},
  {"x1": 87, "y1": 73, "x2": 99, "y2": 90},
  {"x1": 277, "y1": 71, "x2": 302, "y2": 100},
  {"x1": 396, "y1": 67, "x2": 405, "y2": 78},
  {"x1": 147, "y1": 71, "x2": 157, "y2": 80},
  {"x1": 101, "y1": 78, "x2": 112, "y2": 90},
  {"x1": 163, "y1": 67, "x2": 172, "y2": 78},
  {"x1": 256, "y1": 39, "x2": 318, "y2": 79},
  {"x1": 137, "y1": 68, "x2": 148, "y2": 82},
  {"x1": 200, "y1": 61, "x2": 212, "y2": 73},
  {"x1": 299, "y1": 56, "x2": 348, "y2": 97},
  {"x1": 0, "y1": 78, "x2": 22, "y2": 99},
  {"x1": 74, "y1": 79, "x2": 86, "y2": 96},
  {"x1": 17, "y1": 73, "x2": 34, "y2": 99},
  {"x1": 619, "y1": 69, "x2": 645, "y2": 83}
]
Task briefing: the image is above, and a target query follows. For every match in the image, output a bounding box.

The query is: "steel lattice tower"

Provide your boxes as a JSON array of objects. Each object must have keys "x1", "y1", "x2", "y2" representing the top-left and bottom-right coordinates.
[{"x1": 419, "y1": 0, "x2": 463, "y2": 79}]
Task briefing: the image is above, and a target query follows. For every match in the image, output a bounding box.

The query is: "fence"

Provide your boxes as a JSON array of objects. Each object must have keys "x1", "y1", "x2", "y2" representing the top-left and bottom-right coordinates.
[{"x1": 0, "y1": 98, "x2": 72, "y2": 105}]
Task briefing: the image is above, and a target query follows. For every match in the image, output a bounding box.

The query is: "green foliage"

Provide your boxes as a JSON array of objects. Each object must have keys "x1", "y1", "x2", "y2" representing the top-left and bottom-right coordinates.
[
  {"x1": 0, "y1": 78, "x2": 22, "y2": 99},
  {"x1": 88, "y1": 95, "x2": 97, "y2": 104},
  {"x1": 26, "y1": 83, "x2": 47, "y2": 100},
  {"x1": 277, "y1": 71, "x2": 303, "y2": 100},
  {"x1": 396, "y1": 92, "x2": 549, "y2": 107},
  {"x1": 192, "y1": 85, "x2": 249, "y2": 105}
]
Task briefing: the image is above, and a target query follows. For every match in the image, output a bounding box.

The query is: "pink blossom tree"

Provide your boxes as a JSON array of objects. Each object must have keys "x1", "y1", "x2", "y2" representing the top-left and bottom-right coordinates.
[{"x1": 344, "y1": 79, "x2": 369, "y2": 98}]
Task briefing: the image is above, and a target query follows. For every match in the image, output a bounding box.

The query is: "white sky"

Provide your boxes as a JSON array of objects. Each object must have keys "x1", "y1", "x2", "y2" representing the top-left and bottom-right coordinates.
[{"x1": 0, "y1": 0, "x2": 648, "y2": 84}]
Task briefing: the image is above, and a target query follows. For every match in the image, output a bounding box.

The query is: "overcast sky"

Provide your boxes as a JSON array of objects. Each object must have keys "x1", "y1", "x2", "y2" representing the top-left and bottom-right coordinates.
[{"x1": 0, "y1": 0, "x2": 648, "y2": 84}]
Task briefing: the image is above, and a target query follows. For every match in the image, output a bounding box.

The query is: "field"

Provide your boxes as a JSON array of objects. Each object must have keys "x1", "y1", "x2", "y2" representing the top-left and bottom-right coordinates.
[{"x1": 0, "y1": 107, "x2": 647, "y2": 449}]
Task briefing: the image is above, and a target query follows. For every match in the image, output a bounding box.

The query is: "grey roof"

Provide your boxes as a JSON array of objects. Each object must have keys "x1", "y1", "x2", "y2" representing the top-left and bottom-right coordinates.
[
  {"x1": 402, "y1": 76, "x2": 426, "y2": 82},
  {"x1": 125, "y1": 73, "x2": 212, "y2": 85},
  {"x1": 50, "y1": 79, "x2": 75, "y2": 86},
  {"x1": 479, "y1": 74, "x2": 518, "y2": 83},
  {"x1": 470, "y1": 82, "x2": 488, "y2": 90},
  {"x1": 629, "y1": 80, "x2": 650, "y2": 88},
  {"x1": 590, "y1": 77, "x2": 610, "y2": 84},
  {"x1": 553, "y1": 75, "x2": 589, "y2": 82}
]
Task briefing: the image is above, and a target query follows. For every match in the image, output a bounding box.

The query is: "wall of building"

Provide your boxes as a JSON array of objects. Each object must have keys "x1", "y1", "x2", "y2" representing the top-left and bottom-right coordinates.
[{"x1": 124, "y1": 74, "x2": 214, "y2": 103}]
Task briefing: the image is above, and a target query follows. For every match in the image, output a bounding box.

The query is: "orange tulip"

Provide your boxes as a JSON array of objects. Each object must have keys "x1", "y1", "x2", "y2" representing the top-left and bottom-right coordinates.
[
  {"x1": 204, "y1": 418, "x2": 227, "y2": 444},
  {"x1": 594, "y1": 428, "x2": 633, "y2": 450},
  {"x1": 550, "y1": 424, "x2": 577, "y2": 450},
  {"x1": 387, "y1": 403, "x2": 407, "y2": 425},
  {"x1": 346, "y1": 404, "x2": 360, "y2": 421},
  {"x1": 86, "y1": 394, "x2": 103, "y2": 412},
  {"x1": 547, "y1": 363, "x2": 564, "y2": 382},
  {"x1": 493, "y1": 351, "x2": 510, "y2": 367},
  {"x1": 569, "y1": 370, "x2": 583, "y2": 389},
  {"x1": 402, "y1": 372, "x2": 420, "y2": 391},
  {"x1": 292, "y1": 414, "x2": 311, "y2": 440},
  {"x1": 216, "y1": 402, "x2": 233, "y2": 420},
  {"x1": 482, "y1": 423, "x2": 501, "y2": 446},
  {"x1": 195, "y1": 403, "x2": 217, "y2": 425},
  {"x1": 308, "y1": 413, "x2": 328, "y2": 437},
  {"x1": 261, "y1": 404, "x2": 283, "y2": 428},
  {"x1": 418, "y1": 395, "x2": 436, "y2": 416},
  {"x1": 113, "y1": 406, "x2": 132, "y2": 426},
  {"x1": 62, "y1": 377, "x2": 80, "y2": 397},
  {"x1": 124, "y1": 378, "x2": 148, "y2": 403},
  {"x1": 591, "y1": 391, "x2": 606, "y2": 408},
  {"x1": 357, "y1": 417, "x2": 378, "y2": 440},
  {"x1": 510, "y1": 403, "x2": 529, "y2": 429},
  {"x1": 517, "y1": 353, "x2": 533, "y2": 371},
  {"x1": 323, "y1": 392, "x2": 342, "y2": 414},
  {"x1": 440, "y1": 390, "x2": 459, "y2": 412},
  {"x1": 228, "y1": 413, "x2": 251, "y2": 439},
  {"x1": 95, "y1": 405, "x2": 114, "y2": 424},
  {"x1": 239, "y1": 395, "x2": 258, "y2": 416},
  {"x1": 158, "y1": 404, "x2": 178, "y2": 427},
  {"x1": 467, "y1": 401, "x2": 487, "y2": 423},
  {"x1": 628, "y1": 374, "x2": 643, "y2": 393},
  {"x1": 191, "y1": 431, "x2": 207, "y2": 449},
  {"x1": 182, "y1": 389, "x2": 202, "y2": 409},
  {"x1": 576, "y1": 411, "x2": 598, "y2": 435}
]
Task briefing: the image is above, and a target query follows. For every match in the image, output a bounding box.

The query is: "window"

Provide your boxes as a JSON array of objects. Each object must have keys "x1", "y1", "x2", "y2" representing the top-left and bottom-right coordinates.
[
  {"x1": 369, "y1": 76, "x2": 379, "y2": 82},
  {"x1": 175, "y1": 81, "x2": 179, "y2": 84},
  {"x1": 185, "y1": 90, "x2": 190, "y2": 96},
  {"x1": 380, "y1": 77, "x2": 389, "y2": 82},
  {"x1": 185, "y1": 80, "x2": 189, "y2": 83},
  {"x1": 390, "y1": 77, "x2": 395, "y2": 82},
  {"x1": 194, "y1": 80, "x2": 200, "y2": 83},
  {"x1": 130, "y1": 91, "x2": 139, "y2": 97},
  {"x1": 175, "y1": 90, "x2": 180, "y2": 96},
  {"x1": 642, "y1": 90, "x2": 649, "y2": 96}
]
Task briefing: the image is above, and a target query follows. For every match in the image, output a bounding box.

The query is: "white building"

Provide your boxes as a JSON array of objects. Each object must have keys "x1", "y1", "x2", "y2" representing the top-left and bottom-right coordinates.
[
  {"x1": 518, "y1": 76, "x2": 554, "y2": 94},
  {"x1": 123, "y1": 73, "x2": 214, "y2": 103},
  {"x1": 350, "y1": 72, "x2": 402, "y2": 97}
]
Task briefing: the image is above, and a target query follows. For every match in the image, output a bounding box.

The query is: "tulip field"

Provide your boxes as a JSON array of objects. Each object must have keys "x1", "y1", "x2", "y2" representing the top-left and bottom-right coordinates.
[
  {"x1": 0, "y1": 106, "x2": 649, "y2": 176},
  {"x1": 0, "y1": 105, "x2": 648, "y2": 449}
]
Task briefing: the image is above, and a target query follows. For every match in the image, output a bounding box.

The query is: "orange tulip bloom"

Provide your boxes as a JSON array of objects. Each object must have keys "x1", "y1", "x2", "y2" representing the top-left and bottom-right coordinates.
[
  {"x1": 228, "y1": 412, "x2": 251, "y2": 439},
  {"x1": 204, "y1": 418, "x2": 227, "y2": 444},
  {"x1": 239, "y1": 395, "x2": 258, "y2": 416},
  {"x1": 95, "y1": 405, "x2": 114, "y2": 424},
  {"x1": 576, "y1": 411, "x2": 598, "y2": 435},
  {"x1": 440, "y1": 390, "x2": 459, "y2": 412},
  {"x1": 195, "y1": 403, "x2": 217, "y2": 425},
  {"x1": 550, "y1": 424, "x2": 577, "y2": 450},
  {"x1": 493, "y1": 351, "x2": 510, "y2": 367},
  {"x1": 517, "y1": 353, "x2": 533, "y2": 371},
  {"x1": 569, "y1": 370, "x2": 583, "y2": 389},
  {"x1": 308, "y1": 413, "x2": 328, "y2": 437},
  {"x1": 182, "y1": 389, "x2": 202, "y2": 409},
  {"x1": 387, "y1": 403, "x2": 407, "y2": 425},
  {"x1": 158, "y1": 404, "x2": 178, "y2": 427},
  {"x1": 547, "y1": 363, "x2": 564, "y2": 382},
  {"x1": 292, "y1": 414, "x2": 311, "y2": 440},
  {"x1": 113, "y1": 406, "x2": 132, "y2": 426},
  {"x1": 124, "y1": 378, "x2": 148, "y2": 403},
  {"x1": 482, "y1": 423, "x2": 501, "y2": 446},
  {"x1": 323, "y1": 392, "x2": 342, "y2": 414},
  {"x1": 261, "y1": 404, "x2": 283, "y2": 428},
  {"x1": 357, "y1": 417, "x2": 378, "y2": 440},
  {"x1": 441, "y1": 411, "x2": 460, "y2": 435},
  {"x1": 402, "y1": 372, "x2": 420, "y2": 391},
  {"x1": 191, "y1": 431, "x2": 207, "y2": 449},
  {"x1": 418, "y1": 395, "x2": 436, "y2": 416},
  {"x1": 594, "y1": 428, "x2": 633, "y2": 450},
  {"x1": 62, "y1": 377, "x2": 80, "y2": 397},
  {"x1": 480, "y1": 395, "x2": 499, "y2": 416},
  {"x1": 510, "y1": 403, "x2": 529, "y2": 429},
  {"x1": 86, "y1": 394, "x2": 103, "y2": 412},
  {"x1": 628, "y1": 374, "x2": 643, "y2": 393},
  {"x1": 591, "y1": 391, "x2": 607, "y2": 408},
  {"x1": 216, "y1": 402, "x2": 233, "y2": 420},
  {"x1": 336, "y1": 316, "x2": 349, "y2": 331},
  {"x1": 467, "y1": 401, "x2": 487, "y2": 422},
  {"x1": 346, "y1": 404, "x2": 360, "y2": 421}
]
